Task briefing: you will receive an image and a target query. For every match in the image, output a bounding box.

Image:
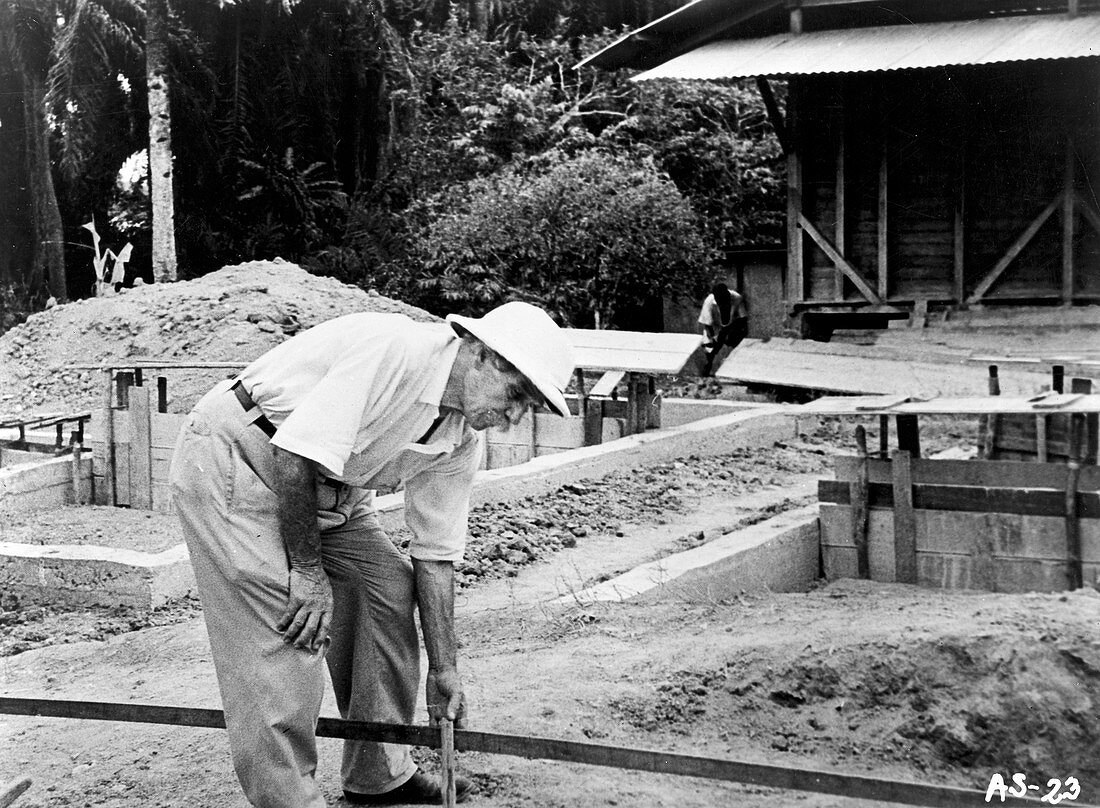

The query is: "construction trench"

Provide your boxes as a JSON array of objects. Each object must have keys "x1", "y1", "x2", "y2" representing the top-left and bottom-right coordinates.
[{"x1": 1, "y1": 271, "x2": 1099, "y2": 807}]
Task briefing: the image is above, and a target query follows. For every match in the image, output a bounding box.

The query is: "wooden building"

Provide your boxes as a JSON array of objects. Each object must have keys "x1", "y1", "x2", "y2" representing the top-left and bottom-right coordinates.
[{"x1": 581, "y1": 0, "x2": 1100, "y2": 335}]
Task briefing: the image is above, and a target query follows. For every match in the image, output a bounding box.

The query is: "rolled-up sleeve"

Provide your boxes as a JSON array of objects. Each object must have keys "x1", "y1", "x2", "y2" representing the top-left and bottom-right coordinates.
[{"x1": 403, "y1": 431, "x2": 483, "y2": 562}]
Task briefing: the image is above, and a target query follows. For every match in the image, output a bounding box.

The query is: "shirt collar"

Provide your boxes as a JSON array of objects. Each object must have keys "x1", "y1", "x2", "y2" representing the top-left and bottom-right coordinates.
[{"x1": 418, "y1": 333, "x2": 461, "y2": 406}]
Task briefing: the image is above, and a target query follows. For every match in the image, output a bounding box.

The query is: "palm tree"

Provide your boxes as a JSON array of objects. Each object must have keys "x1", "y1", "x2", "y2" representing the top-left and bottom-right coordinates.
[
  {"x1": 145, "y1": 0, "x2": 177, "y2": 282},
  {"x1": 0, "y1": 0, "x2": 68, "y2": 301}
]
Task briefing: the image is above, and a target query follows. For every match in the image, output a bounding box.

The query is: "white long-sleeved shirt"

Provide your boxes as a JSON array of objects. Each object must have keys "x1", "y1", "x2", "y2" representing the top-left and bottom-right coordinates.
[{"x1": 238, "y1": 313, "x2": 481, "y2": 561}]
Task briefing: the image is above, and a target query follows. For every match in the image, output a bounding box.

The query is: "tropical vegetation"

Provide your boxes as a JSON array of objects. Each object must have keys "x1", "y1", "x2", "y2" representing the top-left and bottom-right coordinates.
[{"x1": 0, "y1": 0, "x2": 784, "y2": 331}]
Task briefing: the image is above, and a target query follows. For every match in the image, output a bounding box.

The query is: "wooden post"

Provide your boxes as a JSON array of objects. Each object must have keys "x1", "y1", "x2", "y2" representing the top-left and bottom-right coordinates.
[
  {"x1": 116, "y1": 371, "x2": 134, "y2": 409},
  {"x1": 786, "y1": 86, "x2": 804, "y2": 312},
  {"x1": 71, "y1": 439, "x2": 85, "y2": 506},
  {"x1": 1071, "y1": 377, "x2": 1098, "y2": 464},
  {"x1": 1036, "y1": 415, "x2": 1049, "y2": 463},
  {"x1": 101, "y1": 369, "x2": 116, "y2": 507},
  {"x1": 954, "y1": 153, "x2": 966, "y2": 306},
  {"x1": 788, "y1": 1, "x2": 803, "y2": 33},
  {"x1": 835, "y1": 102, "x2": 847, "y2": 301},
  {"x1": 877, "y1": 136, "x2": 889, "y2": 301},
  {"x1": 441, "y1": 719, "x2": 457, "y2": 808},
  {"x1": 896, "y1": 415, "x2": 920, "y2": 459},
  {"x1": 1063, "y1": 137, "x2": 1076, "y2": 305},
  {"x1": 626, "y1": 373, "x2": 648, "y2": 436},
  {"x1": 1065, "y1": 416, "x2": 1084, "y2": 590},
  {"x1": 851, "y1": 425, "x2": 870, "y2": 579},
  {"x1": 878, "y1": 414, "x2": 889, "y2": 458},
  {"x1": 979, "y1": 365, "x2": 1000, "y2": 459},
  {"x1": 157, "y1": 376, "x2": 169, "y2": 414},
  {"x1": 892, "y1": 449, "x2": 918, "y2": 584},
  {"x1": 646, "y1": 377, "x2": 662, "y2": 430},
  {"x1": 130, "y1": 385, "x2": 154, "y2": 510}
]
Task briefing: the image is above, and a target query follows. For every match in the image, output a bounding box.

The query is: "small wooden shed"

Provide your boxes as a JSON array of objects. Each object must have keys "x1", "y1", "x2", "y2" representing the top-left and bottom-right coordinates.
[{"x1": 581, "y1": 0, "x2": 1100, "y2": 334}]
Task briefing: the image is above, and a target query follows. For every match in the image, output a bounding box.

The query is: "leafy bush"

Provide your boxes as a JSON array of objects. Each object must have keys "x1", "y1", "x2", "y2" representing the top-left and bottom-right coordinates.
[{"x1": 406, "y1": 150, "x2": 715, "y2": 328}]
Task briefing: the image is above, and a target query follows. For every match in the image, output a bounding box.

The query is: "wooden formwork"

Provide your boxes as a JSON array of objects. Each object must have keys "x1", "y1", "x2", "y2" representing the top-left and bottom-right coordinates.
[{"x1": 819, "y1": 456, "x2": 1100, "y2": 592}]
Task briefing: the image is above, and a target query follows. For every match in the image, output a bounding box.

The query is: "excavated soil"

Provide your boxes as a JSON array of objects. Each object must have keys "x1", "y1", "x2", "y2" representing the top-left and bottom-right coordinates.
[
  {"x1": 1, "y1": 265, "x2": 1098, "y2": 806},
  {"x1": 0, "y1": 260, "x2": 438, "y2": 417}
]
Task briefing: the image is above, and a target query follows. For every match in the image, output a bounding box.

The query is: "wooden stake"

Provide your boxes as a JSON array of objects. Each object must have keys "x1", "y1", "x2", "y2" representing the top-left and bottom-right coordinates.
[
  {"x1": 100, "y1": 369, "x2": 116, "y2": 507},
  {"x1": 892, "y1": 449, "x2": 918, "y2": 584},
  {"x1": 1065, "y1": 415, "x2": 1084, "y2": 590},
  {"x1": 852, "y1": 426, "x2": 870, "y2": 579},
  {"x1": 441, "y1": 719, "x2": 457, "y2": 808}
]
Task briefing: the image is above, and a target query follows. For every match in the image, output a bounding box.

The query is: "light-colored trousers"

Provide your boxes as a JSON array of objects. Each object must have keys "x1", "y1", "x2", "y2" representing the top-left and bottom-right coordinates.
[{"x1": 169, "y1": 381, "x2": 419, "y2": 808}]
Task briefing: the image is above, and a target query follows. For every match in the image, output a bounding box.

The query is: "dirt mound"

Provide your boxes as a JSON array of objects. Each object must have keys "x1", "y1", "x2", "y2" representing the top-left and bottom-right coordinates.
[
  {"x1": 0, "y1": 260, "x2": 438, "y2": 416},
  {"x1": 610, "y1": 586, "x2": 1100, "y2": 787}
]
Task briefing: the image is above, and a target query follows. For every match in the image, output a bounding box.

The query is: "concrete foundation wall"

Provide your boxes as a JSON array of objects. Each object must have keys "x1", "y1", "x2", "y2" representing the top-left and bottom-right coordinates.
[
  {"x1": 0, "y1": 543, "x2": 193, "y2": 610},
  {"x1": 0, "y1": 453, "x2": 93, "y2": 518}
]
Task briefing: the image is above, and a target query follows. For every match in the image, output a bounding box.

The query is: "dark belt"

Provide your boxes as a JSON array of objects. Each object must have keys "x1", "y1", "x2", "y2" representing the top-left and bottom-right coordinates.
[{"x1": 231, "y1": 381, "x2": 343, "y2": 490}]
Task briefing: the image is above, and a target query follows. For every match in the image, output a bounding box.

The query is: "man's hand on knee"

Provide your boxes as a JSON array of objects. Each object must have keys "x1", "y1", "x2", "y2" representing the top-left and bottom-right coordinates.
[{"x1": 278, "y1": 565, "x2": 333, "y2": 653}]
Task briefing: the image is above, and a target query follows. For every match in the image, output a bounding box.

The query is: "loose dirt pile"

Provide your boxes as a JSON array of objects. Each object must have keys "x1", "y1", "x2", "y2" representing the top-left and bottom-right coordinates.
[{"x1": 0, "y1": 260, "x2": 438, "y2": 416}]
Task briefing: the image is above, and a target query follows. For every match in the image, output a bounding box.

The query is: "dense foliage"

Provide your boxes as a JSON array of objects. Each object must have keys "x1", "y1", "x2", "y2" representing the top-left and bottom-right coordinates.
[
  {"x1": 409, "y1": 150, "x2": 714, "y2": 327},
  {"x1": 0, "y1": 0, "x2": 784, "y2": 330}
]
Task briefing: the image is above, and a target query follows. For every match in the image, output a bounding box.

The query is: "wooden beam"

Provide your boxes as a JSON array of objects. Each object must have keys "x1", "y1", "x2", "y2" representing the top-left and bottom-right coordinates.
[
  {"x1": 755, "y1": 78, "x2": 789, "y2": 154},
  {"x1": 0, "y1": 697, "x2": 1023, "y2": 808},
  {"x1": 835, "y1": 104, "x2": 846, "y2": 301},
  {"x1": 1063, "y1": 137, "x2": 1076, "y2": 305},
  {"x1": 1075, "y1": 191, "x2": 1100, "y2": 237},
  {"x1": 818, "y1": 480, "x2": 1100, "y2": 519},
  {"x1": 798, "y1": 213, "x2": 882, "y2": 304},
  {"x1": 966, "y1": 191, "x2": 1065, "y2": 306},
  {"x1": 877, "y1": 140, "x2": 889, "y2": 300}
]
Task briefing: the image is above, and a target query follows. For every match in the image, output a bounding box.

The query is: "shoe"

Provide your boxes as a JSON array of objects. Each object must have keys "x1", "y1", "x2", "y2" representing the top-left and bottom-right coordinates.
[{"x1": 343, "y1": 769, "x2": 475, "y2": 804}]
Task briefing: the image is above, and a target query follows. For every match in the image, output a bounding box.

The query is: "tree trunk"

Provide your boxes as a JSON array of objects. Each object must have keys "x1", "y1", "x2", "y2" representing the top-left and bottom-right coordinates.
[
  {"x1": 23, "y1": 75, "x2": 67, "y2": 302},
  {"x1": 469, "y1": 0, "x2": 490, "y2": 37},
  {"x1": 146, "y1": 0, "x2": 178, "y2": 283}
]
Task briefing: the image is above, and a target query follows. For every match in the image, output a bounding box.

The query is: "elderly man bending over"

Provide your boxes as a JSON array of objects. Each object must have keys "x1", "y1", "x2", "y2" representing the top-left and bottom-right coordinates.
[{"x1": 170, "y1": 302, "x2": 575, "y2": 807}]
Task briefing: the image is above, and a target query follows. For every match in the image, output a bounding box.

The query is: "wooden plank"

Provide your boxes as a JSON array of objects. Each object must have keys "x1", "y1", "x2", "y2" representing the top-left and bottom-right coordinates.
[
  {"x1": 799, "y1": 393, "x2": 1100, "y2": 416},
  {"x1": 820, "y1": 505, "x2": 1100, "y2": 565},
  {"x1": 892, "y1": 450, "x2": 918, "y2": 584},
  {"x1": 589, "y1": 370, "x2": 626, "y2": 398},
  {"x1": 798, "y1": 214, "x2": 882, "y2": 304},
  {"x1": 818, "y1": 480, "x2": 1100, "y2": 519},
  {"x1": 0, "y1": 697, "x2": 1033, "y2": 808},
  {"x1": 625, "y1": 373, "x2": 649, "y2": 436},
  {"x1": 129, "y1": 386, "x2": 154, "y2": 510},
  {"x1": 966, "y1": 191, "x2": 1064, "y2": 305},
  {"x1": 832, "y1": 456, "x2": 1092, "y2": 491},
  {"x1": 151, "y1": 412, "x2": 187, "y2": 448}
]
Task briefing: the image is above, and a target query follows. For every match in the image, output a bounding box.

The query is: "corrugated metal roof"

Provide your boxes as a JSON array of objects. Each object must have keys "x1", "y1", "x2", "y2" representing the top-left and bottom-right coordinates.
[{"x1": 633, "y1": 13, "x2": 1100, "y2": 80}]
